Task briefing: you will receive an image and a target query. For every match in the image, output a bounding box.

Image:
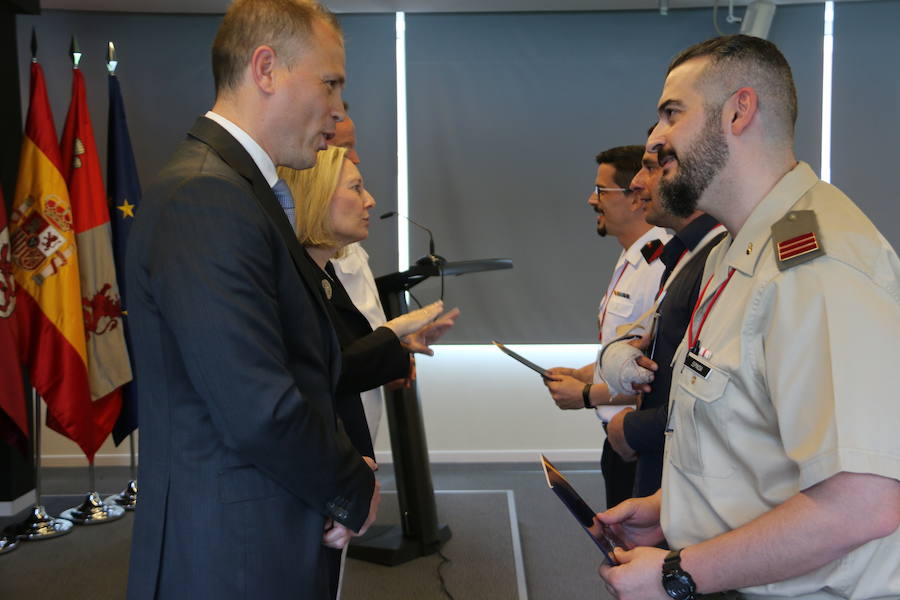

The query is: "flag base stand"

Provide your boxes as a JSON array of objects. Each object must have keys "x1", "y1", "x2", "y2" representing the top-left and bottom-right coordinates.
[
  {"x1": 0, "y1": 534, "x2": 19, "y2": 554},
  {"x1": 104, "y1": 479, "x2": 137, "y2": 511},
  {"x1": 60, "y1": 491, "x2": 125, "y2": 525},
  {"x1": 16, "y1": 504, "x2": 74, "y2": 540}
]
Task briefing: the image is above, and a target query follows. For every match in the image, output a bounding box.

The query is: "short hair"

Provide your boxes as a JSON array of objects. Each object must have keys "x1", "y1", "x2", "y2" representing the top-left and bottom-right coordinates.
[
  {"x1": 212, "y1": 0, "x2": 341, "y2": 96},
  {"x1": 595, "y1": 145, "x2": 644, "y2": 189},
  {"x1": 277, "y1": 146, "x2": 349, "y2": 256},
  {"x1": 668, "y1": 34, "x2": 797, "y2": 141}
]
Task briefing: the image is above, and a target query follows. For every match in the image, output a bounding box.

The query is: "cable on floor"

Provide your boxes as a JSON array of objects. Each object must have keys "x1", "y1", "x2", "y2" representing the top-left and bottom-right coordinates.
[{"x1": 436, "y1": 547, "x2": 455, "y2": 600}]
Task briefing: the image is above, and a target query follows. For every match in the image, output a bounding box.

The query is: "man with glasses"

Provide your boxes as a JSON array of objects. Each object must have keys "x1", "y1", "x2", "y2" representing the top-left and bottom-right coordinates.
[{"x1": 545, "y1": 145, "x2": 669, "y2": 509}]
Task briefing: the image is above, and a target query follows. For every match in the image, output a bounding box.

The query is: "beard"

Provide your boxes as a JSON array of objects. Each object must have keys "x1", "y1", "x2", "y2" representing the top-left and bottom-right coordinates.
[
  {"x1": 596, "y1": 223, "x2": 607, "y2": 237},
  {"x1": 658, "y1": 105, "x2": 729, "y2": 218}
]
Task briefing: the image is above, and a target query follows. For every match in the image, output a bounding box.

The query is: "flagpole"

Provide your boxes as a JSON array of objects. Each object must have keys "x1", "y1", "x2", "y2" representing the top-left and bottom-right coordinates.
[
  {"x1": 106, "y1": 433, "x2": 137, "y2": 511},
  {"x1": 13, "y1": 390, "x2": 73, "y2": 540},
  {"x1": 103, "y1": 40, "x2": 137, "y2": 513},
  {"x1": 57, "y1": 35, "x2": 125, "y2": 526}
]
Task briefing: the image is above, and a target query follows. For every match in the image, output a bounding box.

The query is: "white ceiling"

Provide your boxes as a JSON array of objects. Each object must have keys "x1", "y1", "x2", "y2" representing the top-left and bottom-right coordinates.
[{"x1": 39, "y1": 0, "x2": 868, "y2": 15}]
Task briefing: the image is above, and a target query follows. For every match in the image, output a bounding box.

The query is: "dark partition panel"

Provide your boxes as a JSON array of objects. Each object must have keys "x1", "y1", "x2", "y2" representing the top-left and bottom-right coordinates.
[
  {"x1": 339, "y1": 14, "x2": 399, "y2": 279},
  {"x1": 407, "y1": 6, "x2": 824, "y2": 343},
  {"x1": 831, "y1": 0, "x2": 900, "y2": 249},
  {"x1": 15, "y1": 10, "x2": 399, "y2": 275}
]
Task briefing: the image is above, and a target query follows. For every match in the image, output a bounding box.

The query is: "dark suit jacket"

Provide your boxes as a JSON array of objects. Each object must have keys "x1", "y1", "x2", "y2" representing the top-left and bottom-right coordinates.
[
  {"x1": 322, "y1": 261, "x2": 409, "y2": 458},
  {"x1": 125, "y1": 117, "x2": 374, "y2": 600},
  {"x1": 623, "y1": 218, "x2": 726, "y2": 498}
]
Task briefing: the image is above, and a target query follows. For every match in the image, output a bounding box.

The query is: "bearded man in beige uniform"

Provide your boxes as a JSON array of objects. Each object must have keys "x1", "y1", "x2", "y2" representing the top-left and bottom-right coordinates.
[{"x1": 596, "y1": 35, "x2": 900, "y2": 600}]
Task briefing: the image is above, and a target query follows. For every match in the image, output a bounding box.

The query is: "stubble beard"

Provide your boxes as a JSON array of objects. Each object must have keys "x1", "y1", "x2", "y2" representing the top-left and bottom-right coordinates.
[{"x1": 659, "y1": 105, "x2": 729, "y2": 218}]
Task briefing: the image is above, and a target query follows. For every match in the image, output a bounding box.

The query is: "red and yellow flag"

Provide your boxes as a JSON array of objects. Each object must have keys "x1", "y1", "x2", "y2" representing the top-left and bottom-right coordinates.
[
  {"x1": 0, "y1": 185, "x2": 28, "y2": 454},
  {"x1": 10, "y1": 61, "x2": 98, "y2": 461},
  {"x1": 60, "y1": 65, "x2": 132, "y2": 453}
]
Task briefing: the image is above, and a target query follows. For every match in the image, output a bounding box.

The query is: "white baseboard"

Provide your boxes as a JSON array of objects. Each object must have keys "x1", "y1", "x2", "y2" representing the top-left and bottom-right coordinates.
[
  {"x1": 43, "y1": 448, "x2": 601, "y2": 468},
  {"x1": 0, "y1": 489, "x2": 36, "y2": 517},
  {"x1": 42, "y1": 454, "x2": 135, "y2": 468},
  {"x1": 373, "y1": 448, "x2": 602, "y2": 464}
]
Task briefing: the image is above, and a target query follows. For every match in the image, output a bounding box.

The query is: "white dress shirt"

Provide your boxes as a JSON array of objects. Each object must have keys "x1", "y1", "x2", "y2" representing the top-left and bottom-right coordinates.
[
  {"x1": 594, "y1": 225, "x2": 670, "y2": 422},
  {"x1": 331, "y1": 243, "x2": 389, "y2": 444},
  {"x1": 205, "y1": 111, "x2": 278, "y2": 187}
]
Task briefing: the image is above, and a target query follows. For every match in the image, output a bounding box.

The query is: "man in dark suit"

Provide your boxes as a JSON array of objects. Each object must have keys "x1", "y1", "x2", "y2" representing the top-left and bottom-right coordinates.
[
  {"x1": 601, "y1": 142, "x2": 726, "y2": 498},
  {"x1": 125, "y1": 2, "x2": 379, "y2": 598}
]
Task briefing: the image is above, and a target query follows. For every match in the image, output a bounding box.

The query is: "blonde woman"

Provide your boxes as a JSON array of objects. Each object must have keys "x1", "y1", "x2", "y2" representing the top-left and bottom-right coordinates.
[{"x1": 279, "y1": 147, "x2": 458, "y2": 598}]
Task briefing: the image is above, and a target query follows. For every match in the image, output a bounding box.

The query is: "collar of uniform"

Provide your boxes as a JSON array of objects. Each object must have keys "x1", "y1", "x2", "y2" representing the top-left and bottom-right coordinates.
[
  {"x1": 623, "y1": 226, "x2": 670, "y2": 267},
  {"x1": 675, "y1": 213, "x2": 720, "y2": 253},
  {"x1": 205, "y1": 110, "x2": 278, "y2": 188},
  {"x1": 722, "y1": 162, "x2": 819, "y2": 277}
]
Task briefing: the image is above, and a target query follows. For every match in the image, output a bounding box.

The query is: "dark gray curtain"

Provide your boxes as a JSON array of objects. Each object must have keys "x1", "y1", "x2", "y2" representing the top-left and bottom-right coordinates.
[
  {"x1": 406, "y1": 5, "x2": 824, "y2": 343},
  {"x1": 15, "y1": 11, "x2": 399, "y2": 275},
  {"x1": 831, "y1": 0, "x2": 900, "y2": 249},
  {"x1": 17, "y1": 10, "x2": 219, "y2": 190},
  {"x1": 339, "y1": 14, "x2": 399, "y2": 279}
]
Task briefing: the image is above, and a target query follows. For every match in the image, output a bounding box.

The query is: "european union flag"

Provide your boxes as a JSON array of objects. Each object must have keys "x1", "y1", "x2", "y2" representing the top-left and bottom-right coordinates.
[{"x1": 108, "y1": 72, "x2": 141, "y2": 446}]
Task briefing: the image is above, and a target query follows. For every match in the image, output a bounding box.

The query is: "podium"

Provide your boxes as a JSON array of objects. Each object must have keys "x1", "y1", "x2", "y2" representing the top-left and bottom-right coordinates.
[{"x1": 347, "y1": 258, "x2": 512, "y2": 566}]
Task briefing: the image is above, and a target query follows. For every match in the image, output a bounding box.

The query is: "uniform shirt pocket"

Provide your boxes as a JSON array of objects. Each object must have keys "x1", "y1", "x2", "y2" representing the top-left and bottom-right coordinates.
[
  {"x1": 668, "y1": 358, "x2": 736, "y2": 478},
  {"x1": 606, "y1": 295, "x2": 635, "y2": 319}
]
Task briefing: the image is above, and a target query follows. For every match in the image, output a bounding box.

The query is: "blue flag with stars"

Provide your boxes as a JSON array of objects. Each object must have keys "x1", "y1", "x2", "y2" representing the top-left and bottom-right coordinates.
[{"x1": 108, "y1": 72, "x2": 141, "y2": 445}]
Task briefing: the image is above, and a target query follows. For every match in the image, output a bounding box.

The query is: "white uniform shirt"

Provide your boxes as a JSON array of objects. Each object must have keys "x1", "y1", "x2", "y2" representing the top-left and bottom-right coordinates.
[
  {"x1": 594, "y1": 226, "x2": 670, "y2": 422},
  {"x1": 662, "y1": 163, "x2": 900, "y2": 599},
  {"x1": 331, "y1": 243, "x2": 389, "y2": 444}
]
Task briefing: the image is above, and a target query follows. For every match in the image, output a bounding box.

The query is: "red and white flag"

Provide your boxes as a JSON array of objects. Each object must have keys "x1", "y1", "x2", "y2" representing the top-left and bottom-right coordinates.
[
  {"x1": 0, "y1": 185, "x2": 28, "y2": 454},
  {"x1": 60, "y1": 64, "x2": 132, "y2": 455}
]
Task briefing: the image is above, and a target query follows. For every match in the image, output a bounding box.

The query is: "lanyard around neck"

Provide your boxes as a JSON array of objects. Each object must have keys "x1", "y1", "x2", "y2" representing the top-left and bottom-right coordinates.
[{"x1": 687, "y1": 268, "x2": 735, "y2": 353}]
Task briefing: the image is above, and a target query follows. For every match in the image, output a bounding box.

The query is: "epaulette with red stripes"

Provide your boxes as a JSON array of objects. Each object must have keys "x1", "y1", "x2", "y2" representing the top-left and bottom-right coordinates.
[{"x1": 771, "y1": 210, "x2": 825, "y2": 271}]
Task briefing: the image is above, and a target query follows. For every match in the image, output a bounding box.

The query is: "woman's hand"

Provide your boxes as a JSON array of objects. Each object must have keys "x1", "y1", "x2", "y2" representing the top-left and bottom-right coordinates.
[
  {"x1": 400, "y1": 307, "x2": 460, "y2": 355},
  {"x1": 384, "y1": 301, "x2": 445, "y2": 338}
]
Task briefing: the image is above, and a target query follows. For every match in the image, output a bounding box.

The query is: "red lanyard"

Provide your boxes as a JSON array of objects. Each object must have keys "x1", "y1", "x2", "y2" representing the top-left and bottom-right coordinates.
[
  {"x1": 598, "y1": 263, "x2": 629, "y2": 342},
  {"x1": 687, "y1": 268, "x2": 735, "y2": 353}
]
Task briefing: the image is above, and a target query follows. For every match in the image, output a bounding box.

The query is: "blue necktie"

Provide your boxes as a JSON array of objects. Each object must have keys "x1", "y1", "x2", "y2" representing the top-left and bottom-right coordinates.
[{"x1": 272, "y1": 178, "x2": 295, "y2": 229}]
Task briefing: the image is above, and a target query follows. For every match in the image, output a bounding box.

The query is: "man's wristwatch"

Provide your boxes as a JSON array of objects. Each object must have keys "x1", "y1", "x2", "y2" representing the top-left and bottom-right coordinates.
[
  {"x1": 661, "y1": 549, "x2": 697, "y2": 600},
  {"x1": 582, "y1": 383, "x2": 593, "y2": 409}
]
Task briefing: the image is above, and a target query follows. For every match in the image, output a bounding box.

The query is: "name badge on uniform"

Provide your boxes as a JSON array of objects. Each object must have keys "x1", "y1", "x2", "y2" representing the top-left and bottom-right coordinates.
[{"x1": 684, "y1": 353, "x2": 711, "y2": 379}]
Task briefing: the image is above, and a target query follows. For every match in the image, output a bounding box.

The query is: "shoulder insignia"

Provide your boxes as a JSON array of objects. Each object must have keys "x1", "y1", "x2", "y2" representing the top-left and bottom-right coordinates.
[
  {"x1": 641, "y1": 239, "x2": 665, "y2": 264},
  {"x1": 771, "y1": 210, "x2": 825, "y2": 271}
]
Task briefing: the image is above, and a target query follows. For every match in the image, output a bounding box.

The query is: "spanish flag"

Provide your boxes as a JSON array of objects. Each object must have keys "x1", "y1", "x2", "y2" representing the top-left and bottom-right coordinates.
[
  {"x1": 0, "y1": 185, "x2": 28, "y2": 455},
  {"x1": 10, "y1": 61, "x2": 98, "y2": 461},
  {"x1": 61, "y1": 64, "x2": 132, "y2": 453}
]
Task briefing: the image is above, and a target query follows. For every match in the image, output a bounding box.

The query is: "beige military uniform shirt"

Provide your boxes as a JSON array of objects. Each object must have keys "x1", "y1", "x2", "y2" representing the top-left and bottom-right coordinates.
[{"x1": 661, "y1": 163, "x2": 900, "y2": 600}]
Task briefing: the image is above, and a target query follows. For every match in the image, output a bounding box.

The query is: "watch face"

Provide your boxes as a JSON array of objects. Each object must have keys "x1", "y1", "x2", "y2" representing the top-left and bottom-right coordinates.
[{"x1": 663, "y1": 573, "x2": 694, "y2": 599}]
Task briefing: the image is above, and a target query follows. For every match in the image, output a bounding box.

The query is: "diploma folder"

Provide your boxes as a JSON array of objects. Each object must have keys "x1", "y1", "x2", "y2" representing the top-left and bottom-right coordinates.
[
  {"x1": 492, "y1": 341, "x2": 550, "y2": 377},
  {"x1": 540, "y1": 454, "x2": 624, "y2": 565}
]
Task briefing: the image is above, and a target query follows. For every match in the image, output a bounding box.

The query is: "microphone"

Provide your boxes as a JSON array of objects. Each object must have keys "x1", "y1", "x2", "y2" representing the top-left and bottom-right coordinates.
[{"x1": 380, "y1": 211, "x2": 446, "y2": 266}]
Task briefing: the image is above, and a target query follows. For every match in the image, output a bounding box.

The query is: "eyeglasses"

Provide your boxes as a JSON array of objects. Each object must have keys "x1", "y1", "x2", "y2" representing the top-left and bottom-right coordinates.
[{"x1": 594, "y1": 185, "x2": 630, "y2": 196}]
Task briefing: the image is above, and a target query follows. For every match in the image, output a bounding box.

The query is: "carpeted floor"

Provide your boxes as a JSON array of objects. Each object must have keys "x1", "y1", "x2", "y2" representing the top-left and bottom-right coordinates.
[
  {"x1": 343, "y1": 490, "x2": 523, "y2": 599},
  {"x1": 0, "y1": 463, "x2": 615, "y2": 600}
]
